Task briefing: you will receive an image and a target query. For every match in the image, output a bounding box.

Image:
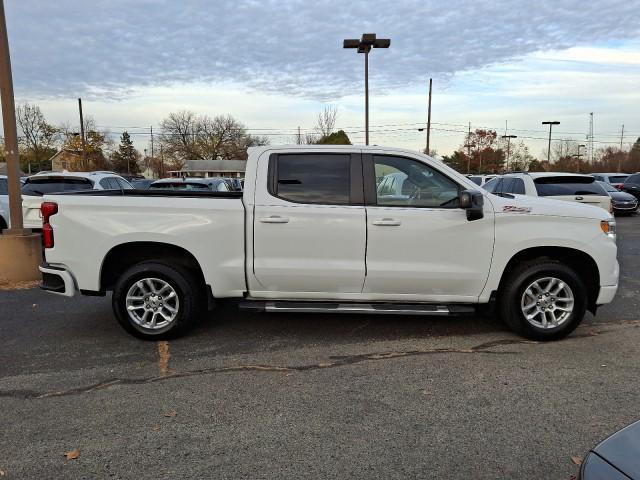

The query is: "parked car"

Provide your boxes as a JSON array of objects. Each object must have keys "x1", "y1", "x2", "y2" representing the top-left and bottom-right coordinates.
[
  {"x1": 622, "y1": 173, "x2": 640, "y2": 201},
  {"x1": 467, "y1": 174, "x2": 498, "y2": 186},
  {"x1": 223, "y1": 178, "x2": 244, "y2": 191},
  {"x1": 580, "y1": 420, "x2": 640, "y2": 479},
  {"x1": 0, "y1": 175, "x2": 8, "y2": 230},
  {"x1": 597, "y1": 181, "x2": 638, "y2": 215},
  {"x1": 591, "y1": 173, "x2": 630, "y2": 190},
  {"x1": 120, "y1": 174, "x2": 146, "y2": 183},
  {"x1": 38, "y1": 145, "x2": 618, "y2": 342},
  {"x1": 484, "y1": 172, "x2": 612, "y2": 212},
  {"x1": 21, "y1": 171, "x2": 133, "y2": 229},
  {"x1": 130, "y1": 179, "x2": 154, "y2": 190},
  {"x1": 149, "y1": 177, "x2": 232, "y2": 192}
]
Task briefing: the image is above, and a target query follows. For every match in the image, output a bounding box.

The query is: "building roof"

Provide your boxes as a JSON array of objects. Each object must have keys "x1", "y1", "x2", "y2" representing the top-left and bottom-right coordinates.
[{"x1": 177, "y1": 159, "x2": 247, "y2": 172}]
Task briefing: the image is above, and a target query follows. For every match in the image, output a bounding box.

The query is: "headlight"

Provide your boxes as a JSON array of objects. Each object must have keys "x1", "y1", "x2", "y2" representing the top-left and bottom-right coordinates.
[{"x1": 600, "y1": 220, "x2": 616, "y2": 238}]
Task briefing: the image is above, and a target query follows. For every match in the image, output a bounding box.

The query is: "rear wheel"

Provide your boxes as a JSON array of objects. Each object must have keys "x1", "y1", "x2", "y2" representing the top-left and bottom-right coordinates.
[
  {"x1": 112, "y1": 261, "x2": 204, "y2": 339},
  {"x1": 0, "y1": 216, "x2": 7, "y2": 231},
  {"x1": 498, "y1": 260, "x2": 587, "y2": 341}
]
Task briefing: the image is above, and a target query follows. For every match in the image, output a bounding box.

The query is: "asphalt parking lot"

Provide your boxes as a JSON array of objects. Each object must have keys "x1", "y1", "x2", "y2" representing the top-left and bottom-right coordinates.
[{"x1": 1, "y1": 216, "x2": 639, "y2": 479}]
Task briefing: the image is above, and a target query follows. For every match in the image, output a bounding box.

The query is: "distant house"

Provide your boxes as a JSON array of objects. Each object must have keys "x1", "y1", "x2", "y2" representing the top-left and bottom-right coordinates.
[
  {"x1": 49, "y1": 149, "x2": 84, "y2": 172},
  {"x1": 168, "y1": 159, "x2": 247, "y2": 179}
]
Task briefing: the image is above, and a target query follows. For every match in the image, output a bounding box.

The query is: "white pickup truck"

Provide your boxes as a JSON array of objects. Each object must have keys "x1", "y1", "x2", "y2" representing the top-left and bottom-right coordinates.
[{"x1": 38, "y1": 145, "x2": 619, "y2": 341}]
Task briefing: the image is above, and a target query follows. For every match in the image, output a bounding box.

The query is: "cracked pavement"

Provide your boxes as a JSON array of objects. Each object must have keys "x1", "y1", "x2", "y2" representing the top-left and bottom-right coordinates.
[{"x1": 1, "y1": 216, "x2": 639, "y2": 479}]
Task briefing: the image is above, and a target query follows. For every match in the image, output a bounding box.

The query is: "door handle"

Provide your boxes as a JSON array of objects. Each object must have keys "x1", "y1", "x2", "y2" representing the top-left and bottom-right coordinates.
[
  {"x1": 575, "y1": 196, "x2": 584, "y2": 201},
  {"x1": 372, "y1": 218, "x2": 401, "y2": 226},
  {"x1": 259, "y1": 215, "x2": 290, "y2": 224}
]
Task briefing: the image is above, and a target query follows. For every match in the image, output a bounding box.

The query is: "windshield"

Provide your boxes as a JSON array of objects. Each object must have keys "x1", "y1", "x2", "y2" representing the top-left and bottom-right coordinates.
[
  {"x1": 608, "y1": 175, "x2": 629, "y2": 183},
  {"x1": 149, "y1": 182, "x2": 210, "y2": 190},
  {"x1": 22, "y1": 177, "x2": 93, "y2": 196},
  {"x1": 534, "y1": 176, "x2": 604, "y2": 196}
]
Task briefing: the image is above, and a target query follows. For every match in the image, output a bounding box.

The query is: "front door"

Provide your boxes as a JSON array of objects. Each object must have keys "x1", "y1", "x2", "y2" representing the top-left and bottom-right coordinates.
[
  {"x1": 252, "y1": 151, "x2": 366, "y2": 296},
  {"x1": 363, "y1": 153, "x2": 495, "y2": 302}
]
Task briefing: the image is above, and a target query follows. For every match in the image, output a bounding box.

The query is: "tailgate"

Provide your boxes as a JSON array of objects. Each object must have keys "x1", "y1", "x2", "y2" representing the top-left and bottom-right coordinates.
[{"x1": 22, "y1": 195, "x2": 43, "y2": 228}]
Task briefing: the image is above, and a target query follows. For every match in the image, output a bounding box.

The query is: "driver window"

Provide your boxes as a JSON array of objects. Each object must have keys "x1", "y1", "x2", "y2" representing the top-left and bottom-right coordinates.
[{"x1": 373, "y1": 155, "x2": 460, "y2": 208}]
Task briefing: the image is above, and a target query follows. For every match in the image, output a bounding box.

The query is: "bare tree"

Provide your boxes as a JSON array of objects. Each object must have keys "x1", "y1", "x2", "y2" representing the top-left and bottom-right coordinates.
[
  {"x1": 314, "y1": 105, "x2": 337, "y2": 138},
  {"x1": 16, "y1": 103, "x2": 60, "y2": 172},
  {"x1": 158, "y1": 111, "x2": 268, "y2": 162}
]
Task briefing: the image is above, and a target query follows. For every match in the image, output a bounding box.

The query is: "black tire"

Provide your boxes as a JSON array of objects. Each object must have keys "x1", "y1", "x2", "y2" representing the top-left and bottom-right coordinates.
[
  {"x1": 497, "y1": 260, "x2": 587, "y2": 341},
  {"x1": 0, "y1": 216, "x2": 7, "y2": 231},
  {"x1": 112, "y1": 261, "x2": 204, "y2": 340}
]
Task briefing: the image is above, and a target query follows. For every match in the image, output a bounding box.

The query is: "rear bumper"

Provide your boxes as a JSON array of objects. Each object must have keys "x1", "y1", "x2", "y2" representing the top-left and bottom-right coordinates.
[
  {"x1": 39, "y1": 263, "x2": 77, "y2": 297},
  {"x1": 596, "y1": 284, "x2": 618, "y2": 305}
]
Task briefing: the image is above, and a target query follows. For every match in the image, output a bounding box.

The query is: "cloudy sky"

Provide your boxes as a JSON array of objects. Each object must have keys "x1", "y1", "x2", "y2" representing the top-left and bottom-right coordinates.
[{"x1": 6, "y1": 0, "x2": 640, "y2": 156}]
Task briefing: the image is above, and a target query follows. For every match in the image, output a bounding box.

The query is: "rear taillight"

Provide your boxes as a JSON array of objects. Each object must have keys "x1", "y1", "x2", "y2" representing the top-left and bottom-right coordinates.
[{"x1": 41, "y1": 202, "x2": 58, "y2": 248}]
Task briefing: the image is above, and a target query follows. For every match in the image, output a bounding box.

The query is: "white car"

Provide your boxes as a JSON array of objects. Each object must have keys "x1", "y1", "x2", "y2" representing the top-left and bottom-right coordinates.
[
  {"x1": 0, "y1": 175, "x2": 9, "y2": 230},
  {"x1": 21, "y1": 171, "x2": 133, "y2": 229},
  {"x1": 38, "y1": 145, "x2": 618, "y2": 342},
  {"x1": 483, "y1": 172, "x2": 612, "y2": 213}
]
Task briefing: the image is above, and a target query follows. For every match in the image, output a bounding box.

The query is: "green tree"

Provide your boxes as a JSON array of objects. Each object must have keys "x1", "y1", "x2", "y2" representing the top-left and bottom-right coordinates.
[
  {"x1": 315, "y1": 130, "x2": 351, "y2": 145},
  {"x1": 110, "y1": 132, "x2": 141, "y2": 174}
]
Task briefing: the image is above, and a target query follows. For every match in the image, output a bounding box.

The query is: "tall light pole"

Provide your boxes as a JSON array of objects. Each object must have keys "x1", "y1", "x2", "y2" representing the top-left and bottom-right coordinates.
[
  {"x1": 501, "y1": 134, "x2": 517, "y2": 172},
  {"x1": 343, "y1": 33, "x2": 390, "y2": 146},
  {"x1": 575, "y1": 144, "x2": 586, "y2": 173},
  {"x1": 542, "y1": 121, "x2": 560, "y2": 163}
]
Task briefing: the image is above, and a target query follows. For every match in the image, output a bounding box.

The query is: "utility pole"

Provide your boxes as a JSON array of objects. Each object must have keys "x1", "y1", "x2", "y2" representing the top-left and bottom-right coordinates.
[
  {"x1": 78, "y1": 98, "x2": 87, "y2": 170},
  {"x1": 150, "y1": 125, "x2": 154, "y2": 162},
  {"x1": 466, "y1": 122, "x2": 472, "y2": 173},
  {"x1": 160, "y1": 144, "x2": 164, "y2": 179},
  {"x1": 426, "y1": 78, "x2": 432, "y2": 155},
  {"x1": 0, "y1": 0, "x2": 41, "y2": 282},
  {"x1": 0, "y1": 0, "x2": 23, "y2": 232},
  {"x1": 501, "y1": 134, "x2": 517, "y2": 172},
  {"x1": 542, "y1": 121, "x2": 560, "y2": 163},
  {"x1": 619, "y1": 125, "x2": 625, "y2": 172},
  {"x1": 296, "y1": 126, "x2": 302, "y2": 145}
]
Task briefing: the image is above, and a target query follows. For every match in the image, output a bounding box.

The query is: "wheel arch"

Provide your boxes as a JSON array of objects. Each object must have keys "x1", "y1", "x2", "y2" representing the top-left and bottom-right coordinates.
[
  {"x1": 497, "y1": 246, "x2": 600, "y2": 313},
  {"x1": 100, "y1": 241, "x2": 208, "y2": 295}
]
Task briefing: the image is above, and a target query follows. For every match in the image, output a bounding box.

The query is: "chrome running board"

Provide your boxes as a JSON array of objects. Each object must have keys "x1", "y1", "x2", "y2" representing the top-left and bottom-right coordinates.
[{"x1": 239, "y1": 300, "x2": 475, "y2": 316}]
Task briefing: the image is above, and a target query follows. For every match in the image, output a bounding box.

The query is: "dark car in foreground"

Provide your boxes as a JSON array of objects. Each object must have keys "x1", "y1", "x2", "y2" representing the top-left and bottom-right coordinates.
[
  {"x1": 598, "y1": 181, "x2": 638, "y2": 215},
  {"x1": 622, "y1": 173, "x2": 640, "y2": 201},
  {"x1": 581, "y1": 420, "x2": 640, "y2": 479}
]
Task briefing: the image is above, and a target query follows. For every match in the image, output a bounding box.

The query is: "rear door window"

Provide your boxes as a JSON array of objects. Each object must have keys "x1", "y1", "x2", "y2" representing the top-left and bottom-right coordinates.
[
  {"x1": 0, "y1": 178, "x2": 7, "y2": 194},
  {"x1": 22, "y1": 177, "x2": 93, "y2": 195},
  {"x1": 534, "y1": 177, "x2": 604, "y2": 196},
  {"x1": 270, "y1": 153, "x2": 352, "y2": 205},
  {"x1": 511, "y1": 178, "x2": 526, "y2": 194}
]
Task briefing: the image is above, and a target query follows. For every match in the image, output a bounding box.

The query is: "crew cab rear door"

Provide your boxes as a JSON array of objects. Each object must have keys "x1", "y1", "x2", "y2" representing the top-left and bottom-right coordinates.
[{"x1": 251, "y1": 151, "x2": 366, "y2": 296}]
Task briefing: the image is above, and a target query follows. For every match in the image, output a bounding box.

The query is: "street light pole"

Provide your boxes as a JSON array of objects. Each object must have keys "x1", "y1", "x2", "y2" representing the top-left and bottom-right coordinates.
[
  {"x1": 343, "y1": 34, "x2": 390, "y2": 146},
  {"x1": 501, "y1": 134, "x2": 517, "y2": 172},
  {"x1": 0, "y1": 0, "x2": 24, "y2": 233},
  {"x1": 575, "y1": 144, "x2": 586, "y2": 173},
  {"x1": 542, "y1": 121, "x2": 560, "y2": 163}
]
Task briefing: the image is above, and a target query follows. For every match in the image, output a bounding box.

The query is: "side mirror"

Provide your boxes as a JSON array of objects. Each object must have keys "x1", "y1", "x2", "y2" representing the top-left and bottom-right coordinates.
[{"x1": 460, "y1": 189, "x2": 484, "y2": 221}]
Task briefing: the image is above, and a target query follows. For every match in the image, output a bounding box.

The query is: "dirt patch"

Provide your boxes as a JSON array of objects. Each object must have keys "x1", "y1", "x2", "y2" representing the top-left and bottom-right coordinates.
[{"x1": 0, "y1": 279, "x2": 40, "y2": 291}]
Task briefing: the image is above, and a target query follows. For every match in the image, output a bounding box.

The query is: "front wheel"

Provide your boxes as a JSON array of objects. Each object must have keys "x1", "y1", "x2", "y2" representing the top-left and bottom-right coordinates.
[
  {"x1": 112, "y1": 261, "x2": 204, "y2": 340},
  {"x1": 498, "y1": 260, "x2": 587, "y2": 341}
]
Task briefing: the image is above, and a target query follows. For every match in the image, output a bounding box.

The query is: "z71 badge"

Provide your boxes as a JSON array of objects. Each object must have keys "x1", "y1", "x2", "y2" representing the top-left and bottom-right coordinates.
[{"x1": 503, "y1": 205, "x2": 532, "y2": 213}]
